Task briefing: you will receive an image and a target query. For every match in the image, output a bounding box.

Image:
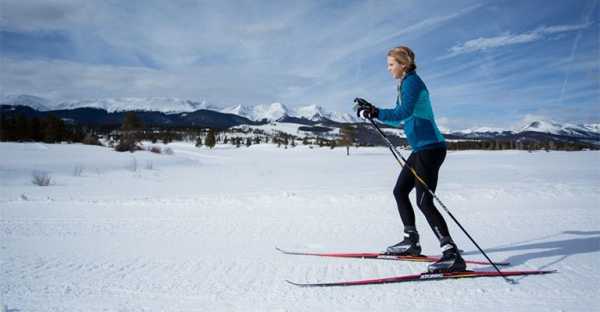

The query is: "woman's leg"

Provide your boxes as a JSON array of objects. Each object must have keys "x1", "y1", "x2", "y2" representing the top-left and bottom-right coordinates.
[
  {"x1": 387, "y1": 153, "x2": 422, "y2": 255},
  {"x1": 393, "y1": 153, "x2": 417, "y2": 229},
  {"x1": 413, "y1": 148, "x2": 450, "y2": 241}
]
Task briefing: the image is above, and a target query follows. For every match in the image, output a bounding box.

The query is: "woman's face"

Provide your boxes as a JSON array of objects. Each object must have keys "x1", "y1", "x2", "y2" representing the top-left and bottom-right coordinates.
[{"x1": 387, "y1": 56, "x2": 406, "y2": 79}]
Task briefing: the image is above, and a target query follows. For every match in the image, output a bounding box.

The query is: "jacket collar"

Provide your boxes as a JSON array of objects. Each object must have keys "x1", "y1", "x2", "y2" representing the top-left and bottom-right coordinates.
[
  {"x1": 397, "y1": 70, "x2": 416, "y2": 91},
  {"x1": 404, "y1": 70, "x2": 416, "y2": 77}
]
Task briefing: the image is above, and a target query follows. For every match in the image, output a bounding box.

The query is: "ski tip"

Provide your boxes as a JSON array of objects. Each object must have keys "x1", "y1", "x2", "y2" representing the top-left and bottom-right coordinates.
[
  {"x1": 285, "y1": 279, "x2": 305, "y2": 287},
  {"x1": 275, "y1": 247, "x2": 293, "y2": 254},
  {"x1": 275, "y1": 246, "x2": 290, "y2": 253}
]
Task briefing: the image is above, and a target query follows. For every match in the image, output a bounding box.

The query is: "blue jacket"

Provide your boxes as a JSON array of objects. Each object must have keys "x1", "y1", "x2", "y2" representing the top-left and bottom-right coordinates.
[{"x1": 377, "y1": 71, "x2": 446, "y2": 152}]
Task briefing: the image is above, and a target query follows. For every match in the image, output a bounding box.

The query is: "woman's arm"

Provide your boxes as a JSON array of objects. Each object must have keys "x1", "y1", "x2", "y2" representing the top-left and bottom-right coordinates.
[{"x1": 377, "y1": 76, "x2": 420, "y2": 122}]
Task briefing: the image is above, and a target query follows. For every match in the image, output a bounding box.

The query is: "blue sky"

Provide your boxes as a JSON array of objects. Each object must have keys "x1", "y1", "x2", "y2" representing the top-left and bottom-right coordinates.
[{"x1": 0, "y1": 0, "x2": 598, "y2": 129}]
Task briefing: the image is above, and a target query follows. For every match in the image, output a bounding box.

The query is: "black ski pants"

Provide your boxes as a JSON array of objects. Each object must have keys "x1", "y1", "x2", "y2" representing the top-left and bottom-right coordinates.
[{"x1": 393, "y1": 147, "x2": 450, "y2": 242}]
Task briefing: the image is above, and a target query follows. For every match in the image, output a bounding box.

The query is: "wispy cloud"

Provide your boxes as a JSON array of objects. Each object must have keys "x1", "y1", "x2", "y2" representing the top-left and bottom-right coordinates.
[
  {"x1": 443, "y1": 22, "x2": 593, "y2": 58},
  {"x1": 371, "y1": 4, "x2": 483, "y2": 47}
]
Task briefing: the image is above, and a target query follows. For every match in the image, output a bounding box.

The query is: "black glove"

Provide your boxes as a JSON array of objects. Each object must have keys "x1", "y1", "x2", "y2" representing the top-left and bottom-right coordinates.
[{"x1": 354, "y1": 98, "x2": 379, "y2": 120}]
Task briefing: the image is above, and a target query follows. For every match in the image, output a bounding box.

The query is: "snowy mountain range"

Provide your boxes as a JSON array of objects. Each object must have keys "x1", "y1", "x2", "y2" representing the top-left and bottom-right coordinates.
[
  {"x1": 1, "y1": 95, "x2": 359, "y2": 123},
  {"x1": 220, "y1": 103, "x2": 358, "y2": 123},
  {"x1": 54, "y1": 97, "x2": 219, "y2": 114},
  {"x1": 2, "y1": 94, "x2": 599, "y2": 140},
  {"x1": 452, "y1": 120, "x2": 600, "y2": 140},
  {"x1": 519, "y1": 120, "x2": 600, "y2": 138}
]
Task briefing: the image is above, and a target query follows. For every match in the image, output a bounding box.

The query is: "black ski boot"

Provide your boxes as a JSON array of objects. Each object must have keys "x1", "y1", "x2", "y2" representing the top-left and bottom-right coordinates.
[
  {"x1": 427, "y1": 240, "x2": 466, "y2": 273},
  {"x1": 385, "y1": 230, "x2": 422, "y2": 256}
]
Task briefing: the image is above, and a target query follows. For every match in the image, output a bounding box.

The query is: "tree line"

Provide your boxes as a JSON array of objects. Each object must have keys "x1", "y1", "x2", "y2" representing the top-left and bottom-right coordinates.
[
  {"x1": 0, "y1": 113, "x2": 101, "y2": 145},
  {"x1": 445, "y1": 139, "x2": 596, "y2": 151},
  {"x1": 2, "y1": 112, "x2": 597, "y2": 152}
]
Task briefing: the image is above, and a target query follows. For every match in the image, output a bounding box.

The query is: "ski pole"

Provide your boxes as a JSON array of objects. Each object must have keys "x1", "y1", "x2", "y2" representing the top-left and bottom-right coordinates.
[{"x1": 367, "y1": 118, "x2": 511, "y2": 282}]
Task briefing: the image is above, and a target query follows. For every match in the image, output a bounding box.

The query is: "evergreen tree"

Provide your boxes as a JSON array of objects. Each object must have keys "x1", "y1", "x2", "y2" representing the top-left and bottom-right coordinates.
[
  {"x1": 31, "y1": 117, "x2": 43, "y2": 141},
  {"x1": 15, "y1": 114, "x2": 31, "y2": 141},
  {"x1": 122, "y1": 112, "x2": 143, "y2": 131},
  {"x1": 0, "y1": 114, "x2": 9, "y2": 141},
  {"x1": 340, "y1": 125, "x2": 356, "y2": 155},
  {"x1": 70, "y1": 125, "x2": 86, "y2": 143},
  {"x1": 116, "y1": 112, "x2": 143, "y2": 152},
  {"x1": 44, "y1": 114, "x2": 66, "y2": 143},
  {"x1": 205, "y1": 128, "x2": 216, "y2": 148}
]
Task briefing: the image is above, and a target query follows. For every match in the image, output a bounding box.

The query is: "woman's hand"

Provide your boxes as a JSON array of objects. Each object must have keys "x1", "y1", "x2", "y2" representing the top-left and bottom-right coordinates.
[{"x1": 354, "y1": 98, "x2": 379, "y2": 119}]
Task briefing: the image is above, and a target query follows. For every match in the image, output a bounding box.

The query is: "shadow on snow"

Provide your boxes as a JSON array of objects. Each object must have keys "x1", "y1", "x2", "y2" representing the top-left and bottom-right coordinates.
[{"x1": 462, "y1": 230, "x2": 600, "y2": 271}]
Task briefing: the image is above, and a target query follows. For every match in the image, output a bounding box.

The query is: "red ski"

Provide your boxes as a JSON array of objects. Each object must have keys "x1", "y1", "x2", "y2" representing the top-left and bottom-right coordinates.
[
  {"x1": 286, "y1": 269, "x2": 557, "y2": 287},
  {"x1": 276, "y1": 247, "x2": 510, "y2": 266}
]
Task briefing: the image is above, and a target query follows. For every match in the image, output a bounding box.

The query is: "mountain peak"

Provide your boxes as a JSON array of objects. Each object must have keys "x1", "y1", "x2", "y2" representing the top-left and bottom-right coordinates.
[
  {"x1": 295, "y1": 104, "x2": 326, "y2": 120},
  {"x1": 221, "y1": 104, "x2": 254, "y2": 116},
  {"x1": 522, "y1": 120, "x2": 561, "y2": 132},
  {"x1": 252, "y1": 102, "x2": 290, "y2": 121},
  {"x1": 1, "y1": 94, "x2": 51, "y2": 111}
]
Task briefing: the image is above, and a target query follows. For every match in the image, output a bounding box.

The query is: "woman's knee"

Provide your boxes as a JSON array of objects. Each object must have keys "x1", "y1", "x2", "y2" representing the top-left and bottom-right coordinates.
[
  {"x1": 393, "y1": 184, "x2": 410, "y2": 199},
  {"x1": 416, "y1": 192, "x2": 434, "y2": 210}
]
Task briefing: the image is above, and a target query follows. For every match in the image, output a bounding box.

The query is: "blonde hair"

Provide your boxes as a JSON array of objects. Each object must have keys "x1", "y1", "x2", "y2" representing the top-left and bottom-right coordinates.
[{"x1": 387, "y1": 46, "x2": 416, "y2": 72}]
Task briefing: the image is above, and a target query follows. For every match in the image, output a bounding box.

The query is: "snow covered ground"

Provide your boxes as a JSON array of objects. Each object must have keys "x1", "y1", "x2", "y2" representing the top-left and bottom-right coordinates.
[{"x1": 1, "y1": 142, "x2": 599, "y2": 311}]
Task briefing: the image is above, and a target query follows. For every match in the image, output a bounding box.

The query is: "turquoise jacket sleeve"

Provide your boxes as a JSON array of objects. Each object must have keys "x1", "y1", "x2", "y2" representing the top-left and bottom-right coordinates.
[{"x1": 377, "y1": 75, "x2": 421, "y2": 125}]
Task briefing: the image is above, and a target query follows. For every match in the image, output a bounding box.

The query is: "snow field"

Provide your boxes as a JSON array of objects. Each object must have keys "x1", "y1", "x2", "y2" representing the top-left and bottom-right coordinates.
[{"x1": 1, "y1": 142, "x2": 599, "y2": 311}]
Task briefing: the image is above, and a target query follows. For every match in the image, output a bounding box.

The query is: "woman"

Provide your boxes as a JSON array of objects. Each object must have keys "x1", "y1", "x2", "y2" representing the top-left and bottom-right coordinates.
[{"x1": 354, "y1": 46, "x2": 466, "y2": 273}]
